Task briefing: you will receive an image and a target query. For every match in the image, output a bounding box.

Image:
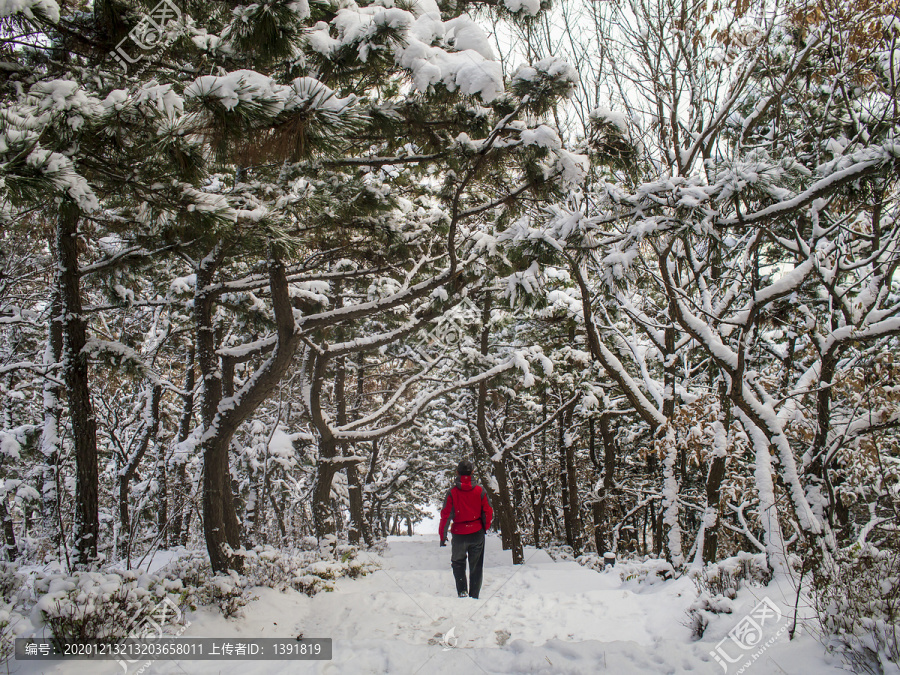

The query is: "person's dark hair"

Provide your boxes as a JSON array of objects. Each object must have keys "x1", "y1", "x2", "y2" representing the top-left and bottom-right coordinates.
[{"x1": 457, "y1": 460, "x2": 474, "y2": 476}]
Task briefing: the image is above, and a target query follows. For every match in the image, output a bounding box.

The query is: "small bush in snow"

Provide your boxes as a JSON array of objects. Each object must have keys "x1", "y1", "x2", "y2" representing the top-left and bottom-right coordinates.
[
  {"x1": 688, "y1": 552, "x2": 769, "y2": 599},
  {"x1": 616, "y1": 557, "x2": 676, "y2": 585},
  {"x1": 545, "y1": 545, "x2": 576, "y2": 562},
  {"x1": 32, "y1": 570, "x2": 187, "y2": 643},
  {"x1": 20, "y1": 542, "x2": 379, "y2": 638},
  {"x1": 161, "y1": 550, "x2": 210, "y2": 591},
  {"x1": 196, "y1": 572, "x2": 254, "y2": 619},
  {"x1": 0, "y1": 605, "x2": 12, "y2": 666},
  {"x1": 686, "y1": 593, "x2": 735, "y2": 640},
  {"x1": 684, "y1": 553, "x2": 768, "y2": 639},
  {"x1": 0, "y1": 562, "x2": 32, "y2": 665},
  {"x1": 159, "y1": 552, "x2": 253, "y2": 618},
  {"x1": 812, "y1": 543, "x2": 899, "y2": 673},
  {"x1": 240, "y1": 544, "x2": 378, "y2": 596},
  {"x1": 1, "y1": 603, "x2": 19, "y2": 665},
  {"x1": 158, "y1": 544, "x2": 378, "y2": 614},
  {"x1": 565, "y1": 550, "x2": 679, "y2": 586},
  {"x1": 0, "y1": 562, "x2": 23, "y2": 604}
]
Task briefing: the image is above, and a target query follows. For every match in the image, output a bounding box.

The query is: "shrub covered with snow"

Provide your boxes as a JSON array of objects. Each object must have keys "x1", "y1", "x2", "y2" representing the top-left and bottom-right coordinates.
[
  {"x1": 686, "y1": 591, "x2": 734, "y2": 640},
  {"x1": 0, "y1": 562, "x2": 31, "y2": 665},
  {"x1": 0, "y1": 604, "x2": 13, "y2": 666},
  {"x1": 241, "y1": 543, "x2": 378, "y2": 596},
  {"x1": 550, "y1": 547, "x2": 679, "y2": 587},
  {"x1": 0, "y1": 561, "x2": 25, "y2": 604},
  {"x1": 687, "y1": 552, "x2": 771, "y2": 597},
  {"x1": 614, "y1": 557, "x2": 677, "y2": 586},
  {"x1": 684, "y1": 553, "x2": 769, "y2": 639},
  {"x1": 11, "y1": 542, "x2": 378, "y2": 641},
  {"x1": 32, "y1": 569, "x2": 187, "y2": 642},
  {"x1": 157, "y1": 543, "x2": 378, "y2": 616},
  {"x1": 813, "y1": 543, "x2": 899, "y2": 672},
  {"x1": 544, "y1": 545, "x2": 576, "y2": 562},
  {"x1": 155, "y1": 551, "x2": 252, "y2": 618},
  {"x1": 1, "y1": 602, "x2": 24, "y2": 666}
]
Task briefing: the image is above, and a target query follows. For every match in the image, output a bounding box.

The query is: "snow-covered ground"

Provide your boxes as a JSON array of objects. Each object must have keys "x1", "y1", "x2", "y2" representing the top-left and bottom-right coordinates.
[{"x1": 16, "y1": 535, "x2": 848, "y2": 674}]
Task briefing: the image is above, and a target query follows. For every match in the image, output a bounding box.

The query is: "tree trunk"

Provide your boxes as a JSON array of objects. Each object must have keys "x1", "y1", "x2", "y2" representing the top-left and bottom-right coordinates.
[
  {"x1": 347, "y1": 351, "x2": 368, "y2": 545},
  {"x1": 653, "y1": 500, "x2": 663, "y2": 557},
  {"x1": 492, "y1": 456, "x2": 523, "y2": 563},
  {"x1": 40, "y1": 273, "x2": 64, "y2": 551},
  {"x1": 306, "y1": 291, "x2": 347, "y2": 541},
  {"x1": 269, "y1": 491, "x2": 287, "y2": 543},
  {"x1": 563, "y1": 426, "x2": 580, "y2": 553},
  {"x1": 244, "y1": 458, "x2": 263, "y2": 547},
  {"x1": 593, "y1": 414, "x2": 617, "y2": 555},
  {"x1": 533, "y1": 481, "x2": 546, "y2": 548},
  {"x1": 171, "y1": 346, "x2": 194, "y2": 547},
  {"x1": 118, "y1": 384, "x2": 161, "y2": 565},
  {"x1": 250, "y1": 455, "x2": 271, "y2": 547},
  {"x1": 807, "y1": 352, "x2": 838, "y2": 527},
  {"x1": 202, "y1": 434, "x2": 243, "y2": 572},
  {"x1": 57, "y1": 202, "x2": 99, "y2": 569},
  {"x1": 474, "y1": 292, "x2": 522, "y2": 562},
  {"x1": 347, "y1": 461, "x2": 365, "y2": 544},
  {"x1": 196, "y1": 250, "x2": 242, "y2": 573},
  {"x1": 333, "y1": 331, "x2": 366, "y2": 545},
  {"x1": 559, "y1": 391, "x2": 580, "y2": 553},
  {"x1": 0, "y1": 499, "x2": 17, "y2": 561},
  {"x1": 312, "y1": 437, "x2": 340, "y2": 538},
  {"x1": 362, "y1": 440, "x2": 379, "y2": 545},
  {"x1": 156, "y1": 444, "x2": 168, "y2": 546},
  {"x1": 700, "y1": 396, "x2": 731, "y2": 563},
  {"x1": 659, "y1": 316, "x2": 683, "y2": 566},
  {"x1": 472, "y1": 390, "x2": 506, "y2": 545},
  {"x1": 660, "y1": 428, "x2": 683, "y2": 566},
  {"x1": 374, "y1": 500, "x2": 384, "y2": 540},
  {"x1": 533, "y1": 395, "x2": 549, "y2": 548},
  {"x1": 589, "y1": 418, "x2": 604, "y2": 554},
  {"x1": 200, "y1": 248, "x2": 305, "y2": 572}
]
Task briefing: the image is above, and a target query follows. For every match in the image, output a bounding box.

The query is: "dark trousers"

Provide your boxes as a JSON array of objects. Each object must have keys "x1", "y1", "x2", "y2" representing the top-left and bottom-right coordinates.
[{"x1": 450, "y1": 530, "x2": 485, "y2": 598}]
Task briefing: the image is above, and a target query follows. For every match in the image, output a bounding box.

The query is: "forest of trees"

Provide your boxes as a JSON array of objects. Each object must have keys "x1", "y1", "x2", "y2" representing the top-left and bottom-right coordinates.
[{"x1": 1, "y1": 0, "x2": 898, "y2": 650}]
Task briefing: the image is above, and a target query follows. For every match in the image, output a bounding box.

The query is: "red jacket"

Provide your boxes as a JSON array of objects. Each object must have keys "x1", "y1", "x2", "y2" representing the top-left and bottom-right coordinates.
[{"x1": 439, "y1": 475, "x2": 493, "y2": 541}]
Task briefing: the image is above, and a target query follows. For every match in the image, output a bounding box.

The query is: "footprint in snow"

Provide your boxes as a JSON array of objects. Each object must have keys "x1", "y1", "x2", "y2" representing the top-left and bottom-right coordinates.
[{"x1": 495, "y1": 629, "x2": 511, "y2": 646}]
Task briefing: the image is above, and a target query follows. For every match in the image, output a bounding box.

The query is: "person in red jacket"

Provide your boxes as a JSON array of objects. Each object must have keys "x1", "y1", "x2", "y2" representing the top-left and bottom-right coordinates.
[{"x1": 438, "y1": 460, "x2": 493, "y2": 599}]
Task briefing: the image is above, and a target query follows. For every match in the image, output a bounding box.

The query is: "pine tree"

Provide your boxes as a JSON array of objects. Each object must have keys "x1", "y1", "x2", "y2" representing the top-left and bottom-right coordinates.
[{"x1": 2, "y1": 0, "x2": 585, "y2": 571}]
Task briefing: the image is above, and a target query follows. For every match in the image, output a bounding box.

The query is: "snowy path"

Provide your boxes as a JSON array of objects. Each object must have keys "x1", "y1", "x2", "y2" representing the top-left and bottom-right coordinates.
[
  {"x1": 19, "y1": 535, "x2": 844, "y2": 675},
  {"x1": 172, "y1": 534, "x2": 715, "y2": 674}
]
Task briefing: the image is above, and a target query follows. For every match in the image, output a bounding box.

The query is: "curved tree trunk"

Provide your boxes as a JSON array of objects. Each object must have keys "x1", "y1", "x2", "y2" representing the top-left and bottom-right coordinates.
[
  {"x1": 194, "y1": 248, "x2": 241, "y2": 573},
  {"x1": 198, "y1": 248, "x2": 303, "y2": 572}
]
